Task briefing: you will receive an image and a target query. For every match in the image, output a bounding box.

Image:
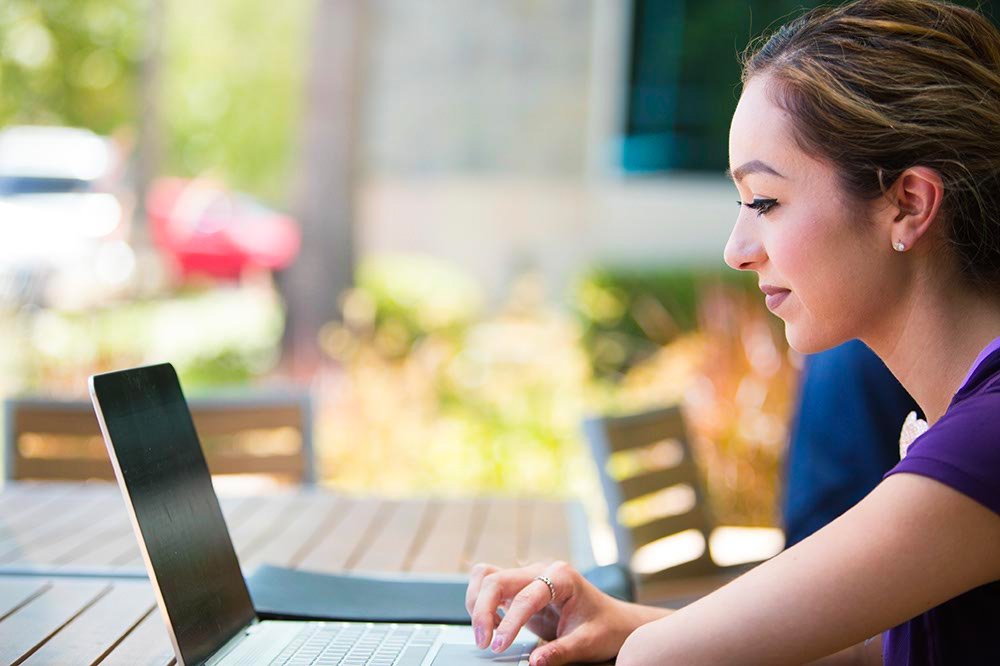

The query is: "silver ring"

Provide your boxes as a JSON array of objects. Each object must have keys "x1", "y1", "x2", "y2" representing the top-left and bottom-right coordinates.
[{"x1": 534, "y1": 575, "x2": 556, "y2": 603}]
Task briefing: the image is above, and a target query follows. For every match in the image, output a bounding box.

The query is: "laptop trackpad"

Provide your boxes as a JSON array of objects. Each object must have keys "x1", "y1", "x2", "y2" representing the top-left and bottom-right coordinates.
[{"x1": 430, "y1": 643, "x2": 533, "y2": 664}]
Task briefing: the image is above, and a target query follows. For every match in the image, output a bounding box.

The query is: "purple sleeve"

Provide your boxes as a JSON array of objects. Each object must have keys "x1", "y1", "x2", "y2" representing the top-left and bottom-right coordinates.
[{"x1": 884, "y1": 393, "x2": 1000, "y2": 517}]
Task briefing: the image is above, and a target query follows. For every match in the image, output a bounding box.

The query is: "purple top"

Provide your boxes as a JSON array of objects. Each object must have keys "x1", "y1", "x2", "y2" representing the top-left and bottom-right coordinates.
[
  {"x1": 957, "y1": 336, "x2": 1000, "y2": 394},
  {"x1": 881, "y1": 338, "x2": 1000, "y2": 666}
]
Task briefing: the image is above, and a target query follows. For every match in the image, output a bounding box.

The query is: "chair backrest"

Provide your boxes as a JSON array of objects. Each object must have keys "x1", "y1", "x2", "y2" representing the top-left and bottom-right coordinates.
[
  {"x1": 583, "y1": 405, "x2": 717, "y2": 580},
  {"x1": 4, "y1": 391, "x2": 315, "y2": 484}
]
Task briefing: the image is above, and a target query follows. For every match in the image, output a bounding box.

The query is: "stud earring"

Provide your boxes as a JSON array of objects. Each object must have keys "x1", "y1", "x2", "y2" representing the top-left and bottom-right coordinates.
[{"x1": 893, "y1": 240, "x2": 906, "y2": 252}]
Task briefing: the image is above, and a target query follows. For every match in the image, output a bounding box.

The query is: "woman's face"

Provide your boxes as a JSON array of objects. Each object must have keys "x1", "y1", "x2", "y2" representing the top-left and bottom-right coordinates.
[{"x1": 725, "y1": 74, "x2": 898, "y2": 353}]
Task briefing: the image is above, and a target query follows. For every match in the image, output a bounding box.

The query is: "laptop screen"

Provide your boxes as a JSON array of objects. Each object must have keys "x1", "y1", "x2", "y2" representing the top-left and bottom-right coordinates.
[{"x1": 90, "y1": 363, "x2": 256, "y2": 665}]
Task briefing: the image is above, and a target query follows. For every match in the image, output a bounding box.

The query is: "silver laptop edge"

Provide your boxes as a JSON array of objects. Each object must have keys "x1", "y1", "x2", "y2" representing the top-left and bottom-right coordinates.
[
  {"x1": 90, "y1": 373, "x2": 203, "y2": 664},
  {"x1": 89, "y1": 366, "x2": 536, "y2": 666}
]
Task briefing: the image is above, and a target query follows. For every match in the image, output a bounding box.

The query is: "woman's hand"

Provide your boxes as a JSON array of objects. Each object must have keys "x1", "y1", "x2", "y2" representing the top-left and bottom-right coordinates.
[{"x1": 465, "y1": 560, "x2": 655, "y2": 666}]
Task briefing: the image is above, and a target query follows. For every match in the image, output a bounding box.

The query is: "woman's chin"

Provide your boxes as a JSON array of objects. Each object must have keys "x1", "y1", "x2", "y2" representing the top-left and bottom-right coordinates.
[{"x1": 783, "y1": 322, "x2": 842, "y2": 355}]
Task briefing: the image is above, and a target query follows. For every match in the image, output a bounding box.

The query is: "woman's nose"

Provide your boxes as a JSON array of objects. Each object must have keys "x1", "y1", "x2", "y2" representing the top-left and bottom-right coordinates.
[{"x1": 723, "y1": 214, "x2": 766, "y2": 271}]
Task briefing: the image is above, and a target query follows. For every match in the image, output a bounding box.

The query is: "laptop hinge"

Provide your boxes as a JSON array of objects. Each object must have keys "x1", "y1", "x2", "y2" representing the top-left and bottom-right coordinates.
[{"x1": 204, "y1": 618, "x2": 259, "y2": 665}]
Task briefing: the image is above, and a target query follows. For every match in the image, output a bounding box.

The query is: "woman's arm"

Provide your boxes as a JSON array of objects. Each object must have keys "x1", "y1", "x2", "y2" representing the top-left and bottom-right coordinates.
[
  {"x1": 617, "y1": 473, "x2": 1000, "y2": 665},
  {"x1": 809, "y1": 635, "x2": 882, "y2": 666}
]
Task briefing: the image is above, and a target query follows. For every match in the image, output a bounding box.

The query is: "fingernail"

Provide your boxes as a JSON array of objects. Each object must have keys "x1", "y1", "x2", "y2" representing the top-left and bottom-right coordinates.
[
  {"x1": 491, "y1": 633, "x2": 506, "y2": 653},
  {"x1": 535, "y1": 655, "x2": 548, "y2": 666},
  {"x1": 474, "y1": 625, "x2": 485, "y2": 648}
]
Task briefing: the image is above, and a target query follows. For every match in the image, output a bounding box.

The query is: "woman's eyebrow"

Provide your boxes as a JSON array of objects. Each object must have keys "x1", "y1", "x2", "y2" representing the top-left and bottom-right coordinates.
[{"x1": 725, "y1": 159, "x2": 785, "y2": 182}]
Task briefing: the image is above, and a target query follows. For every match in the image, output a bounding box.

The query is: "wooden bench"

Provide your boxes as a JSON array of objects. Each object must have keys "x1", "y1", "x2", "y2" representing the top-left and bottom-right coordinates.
[{"x1": 3, "y1": 392, "x2": 316, "y2": 484}]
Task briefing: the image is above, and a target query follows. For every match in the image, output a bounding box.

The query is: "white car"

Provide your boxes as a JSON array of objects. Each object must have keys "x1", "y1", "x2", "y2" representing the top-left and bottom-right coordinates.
[{"x1": 0, "y1": 125, "x2": 134, "y2": 306}]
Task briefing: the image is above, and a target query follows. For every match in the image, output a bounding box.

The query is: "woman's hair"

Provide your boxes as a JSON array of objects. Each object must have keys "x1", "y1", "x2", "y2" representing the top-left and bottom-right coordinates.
[{"x1": 742, "y1": 0, "x2": 1000, "y2": 289}]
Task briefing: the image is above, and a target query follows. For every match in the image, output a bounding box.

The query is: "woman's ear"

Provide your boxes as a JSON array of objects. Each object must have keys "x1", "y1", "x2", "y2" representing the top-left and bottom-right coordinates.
[{"x1": 884, "y1": 166, "x2": 944, "y2": 251}]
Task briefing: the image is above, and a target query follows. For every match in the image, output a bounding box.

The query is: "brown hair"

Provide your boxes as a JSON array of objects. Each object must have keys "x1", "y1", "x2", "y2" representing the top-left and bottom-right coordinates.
[{"x1": 742, "y1": 0, "x2": 1000, "y2": 289}]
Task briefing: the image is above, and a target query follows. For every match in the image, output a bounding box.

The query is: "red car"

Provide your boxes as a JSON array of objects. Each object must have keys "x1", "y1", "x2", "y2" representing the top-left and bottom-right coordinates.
[{"x1": 147, "y1": 178, "x2": 301, "y2": 280}]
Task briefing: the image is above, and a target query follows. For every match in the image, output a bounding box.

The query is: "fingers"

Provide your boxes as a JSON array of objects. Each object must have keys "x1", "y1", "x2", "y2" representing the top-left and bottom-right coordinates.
[
  {"x1": 469, "y1": 563, "x2": 545, "y2": 649},
  {"x1": 466, "y1": 563, "x2": 501, "y2": 648},
  {"x1": 529, "y1": 631, "x2": 589, "y2": 666},
  {"x1": 465, "y1": 563, "x2": 498, "y2": 617},
  {"x1": 490, "y1": 579, "x2": 553, "y2": 652},
  {"x1": 467, "y1": 562, "x2": 505, "y2": 648},
  {"x1": 491, "y1": 561, "x2": 573, "y2": 654}
]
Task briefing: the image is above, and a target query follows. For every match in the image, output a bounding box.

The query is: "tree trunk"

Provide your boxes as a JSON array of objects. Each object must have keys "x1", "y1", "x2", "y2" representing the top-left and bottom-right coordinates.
[
  {"x1": 282, "y1": 0, "x2": 366, "y2": 377},
  {"x1": 133, "y1": 0, "x2": 164, "y2": 249}
]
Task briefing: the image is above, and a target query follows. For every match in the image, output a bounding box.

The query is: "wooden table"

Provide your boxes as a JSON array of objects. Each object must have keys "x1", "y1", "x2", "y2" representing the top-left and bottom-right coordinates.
[{"x1": 0, "y1": 481, "x2": 594, "y2": 665}]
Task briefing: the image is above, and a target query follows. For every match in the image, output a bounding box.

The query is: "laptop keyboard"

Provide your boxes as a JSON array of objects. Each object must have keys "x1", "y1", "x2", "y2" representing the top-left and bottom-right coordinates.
[{"x1": 271, "y1": 622, "x2": 444, "y2": 666}]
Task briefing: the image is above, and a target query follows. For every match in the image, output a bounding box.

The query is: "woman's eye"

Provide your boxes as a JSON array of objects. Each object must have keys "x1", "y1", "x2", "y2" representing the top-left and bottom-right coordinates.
[{"x1": 741, "y1": 198, "x2": 778, "y2": 216}]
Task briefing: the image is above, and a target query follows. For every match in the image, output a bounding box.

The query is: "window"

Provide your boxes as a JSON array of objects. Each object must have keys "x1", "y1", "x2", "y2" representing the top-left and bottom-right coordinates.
[{"x1": 622, "y1": 0, "x2": 1000, "y2": 173}]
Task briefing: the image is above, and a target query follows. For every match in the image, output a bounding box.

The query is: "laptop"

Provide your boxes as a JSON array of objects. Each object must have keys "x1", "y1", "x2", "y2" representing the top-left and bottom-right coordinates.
[{"x1": 89, "y1": 363, "x2": 537, "y2": 666}]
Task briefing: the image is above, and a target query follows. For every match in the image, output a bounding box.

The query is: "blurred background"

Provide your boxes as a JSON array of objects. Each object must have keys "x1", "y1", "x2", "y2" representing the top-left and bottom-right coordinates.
[{"x1": 6, "y1": 0, "x2": 940, "y2": 554}]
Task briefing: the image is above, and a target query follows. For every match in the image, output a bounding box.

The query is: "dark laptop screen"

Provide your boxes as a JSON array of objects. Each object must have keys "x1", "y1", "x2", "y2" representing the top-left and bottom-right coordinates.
[{"x1": 90, "y1": 364, "x2": 255, "y2": 665}]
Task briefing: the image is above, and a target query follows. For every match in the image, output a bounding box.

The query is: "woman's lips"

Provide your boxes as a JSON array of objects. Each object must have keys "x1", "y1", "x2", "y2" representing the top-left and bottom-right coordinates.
[
  {"x1": 764, "y1": 289, "x2": 791, "y2": 311},
  {"x1": 759, "y1": 284, "x2": 791, "y2": 312}
]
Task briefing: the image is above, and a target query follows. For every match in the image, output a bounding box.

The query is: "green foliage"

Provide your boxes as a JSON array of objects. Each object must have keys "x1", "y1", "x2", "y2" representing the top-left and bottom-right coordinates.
[
  {"x1": 161, "y1": 0, "x2": 310, "y2": 203},
  {"x1": 320, "y1": 263, "x2": 792, "y2": 526},
  {"x1": 0, "y1": 0, "x2": 142, "y2": 132},
  {"x1": 573, "y1": 264, "x2": 756, "y2": 377},
  {"x1": 0, "y1": 0, "x2": 311, "y2": 205},
  {"x1": 17, "y1": 286, "x2": 284, "y2": 392},
  {"x1": 348, "y1": 254, "x2": 484, "y2": 356},
  {"x1": 319, "y1": 270, "x2": 597, "y2": 500}
]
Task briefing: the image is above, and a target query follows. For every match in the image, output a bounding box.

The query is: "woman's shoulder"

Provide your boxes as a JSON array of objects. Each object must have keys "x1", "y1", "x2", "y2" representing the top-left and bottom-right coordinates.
[
  {"x1": 888, "y1": 389, "x2": 1000, "y2": 517},
  {"x1": 913, "y1": 347, "x2": 1000, "y2": 459}
]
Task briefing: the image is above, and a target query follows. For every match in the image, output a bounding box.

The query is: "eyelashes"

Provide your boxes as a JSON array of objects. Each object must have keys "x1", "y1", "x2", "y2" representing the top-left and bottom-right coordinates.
[{"x1": 737, "y1": 198, "x2": 779, "y2": 216}]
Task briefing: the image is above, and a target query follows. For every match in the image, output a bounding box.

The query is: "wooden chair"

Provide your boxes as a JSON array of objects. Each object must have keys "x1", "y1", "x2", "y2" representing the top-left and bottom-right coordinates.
[
  {"x1": 4, "y1": 391, "x2": 316, "y2": 484},
  {"x1": 583, "y1": 405, "x2": 780, "y2": 605}
]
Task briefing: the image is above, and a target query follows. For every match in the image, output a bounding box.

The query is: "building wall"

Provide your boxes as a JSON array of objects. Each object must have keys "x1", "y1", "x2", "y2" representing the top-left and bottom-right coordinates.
[
  {"x1": 361, "y1": 0, "x2": 592, "y2": 177},
  {"x1": 357, "y1": 1, "x2": 736, "y2": 301},
  {"x1": 360, "y1": 176, "x2": 736, "y2": 302}
]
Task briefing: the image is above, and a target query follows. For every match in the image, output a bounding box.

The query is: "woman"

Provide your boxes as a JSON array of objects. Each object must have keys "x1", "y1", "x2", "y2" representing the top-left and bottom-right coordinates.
[{"x1": 465, "y1": 1, "x2": 1000, "y2": 664}]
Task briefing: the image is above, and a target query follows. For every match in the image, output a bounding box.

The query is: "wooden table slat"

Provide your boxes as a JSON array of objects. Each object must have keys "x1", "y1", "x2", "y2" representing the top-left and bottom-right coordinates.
[
  {"x1": 218, "y1": 495, "x2": 268, "y2": 538},
  {"x1": 400, "y1": 501, "x2": 442, "y2": 572},
  {"x1": 0, "y1": 578, "x2": 110, "y2": 664},
  {"x1": 55, "y1": 524, "x2": 139, "y2": 569},
  {"x1": 525, "y1": 499, "x2": 573, "y2": 564},
  {"x1": 94, "y1": 601, "x2": 175, "y2": 666},
  {"x1": 223, "y1": 495, "x2": 297, "y2": 551},
  {"x1": 0, "y1": 482, "x2": 590, "y2": 664},
  {"x1": 407, "y1": 499, "x2": 476, "y2": 573},
  {"x1": 0, "y1": 489, "x2": 108, "y2": 555},
  {"x1": 342, "y1": 500, "x2": 397, "y2": 571},
  {"x1": 0, "y1": 578, "x2": 49, "y2": 620},
  {"x1": 109, "y1": 546, "x2": 145, "y2": 570},
  {"x1": 0, "y1": 482, "x2": 81, "y2": 525},
  {"x1": 284, "y1": 497, "x2": 349, "y2": 569},
  {"x1": 460, "y1": 499, "x2": 491, "y2": 571},
  {"x1": 2, "y1": 505, "x2": 126, "y2": 567},
  {"x1": 295, "y1": 497, "x2": 383, "y2": 572},
  {"x1": 80, "y1": 496, "x2": 263, "y2": 573},
  {"x1": 0, "y1": 493, "x2": 121, "y2": 562},
  {"x1": 469, "y1": 498, "x2": 522, "y2": 569},
  {"x1": 24, "y1": 579, "x2": 156, "y2": 665},
  {"x1": 234, "y1": 494, "x2": 321, "y2": 566},
  {"x1": 100, "y1": 495, "x2": 270, "y2": 574},
  {"x1": 351, "y1": 498, "x2": 430, "y2": 573},
  {"x1": 239, "y1": 493, "x2": 340, "y2": 570}
]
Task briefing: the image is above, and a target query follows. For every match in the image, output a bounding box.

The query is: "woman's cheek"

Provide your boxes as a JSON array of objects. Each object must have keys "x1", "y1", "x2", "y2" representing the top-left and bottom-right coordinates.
[{"x1": 771, "y1": 220, "x2": 818, "y2": 279}]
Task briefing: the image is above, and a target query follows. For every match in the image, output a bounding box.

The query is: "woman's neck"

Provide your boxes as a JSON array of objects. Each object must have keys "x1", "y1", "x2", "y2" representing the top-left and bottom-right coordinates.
[{"x1": 863, "y1": 276, "x2": 1000, "y2": 425}]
